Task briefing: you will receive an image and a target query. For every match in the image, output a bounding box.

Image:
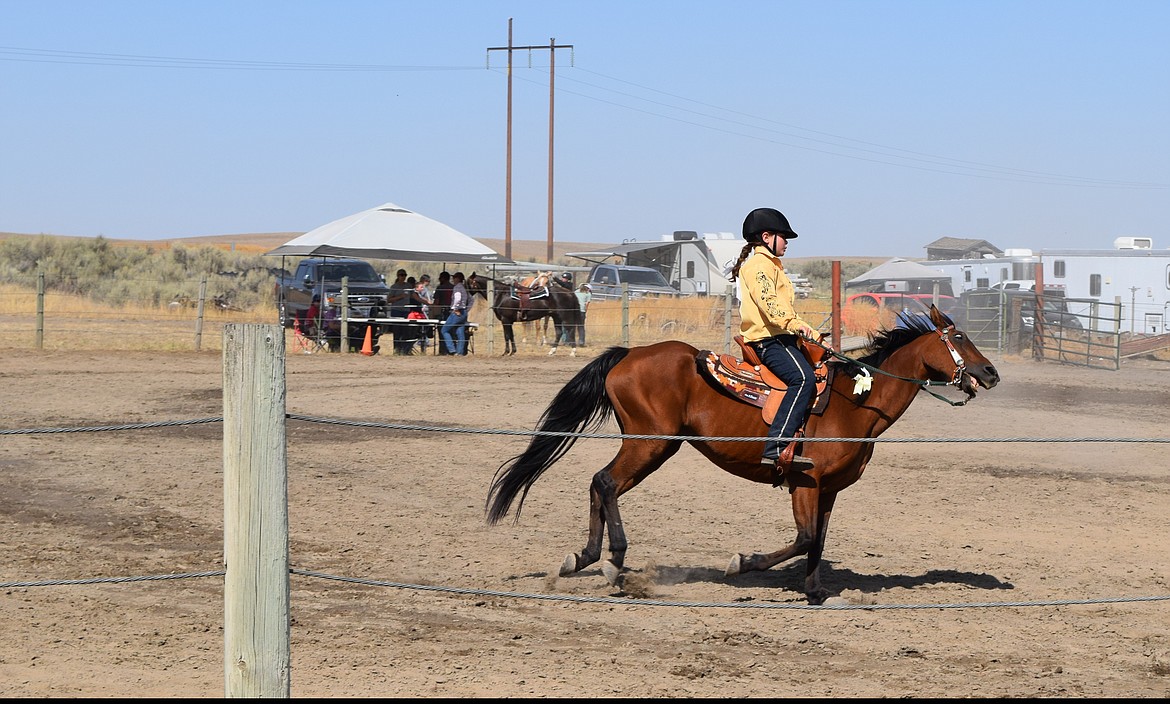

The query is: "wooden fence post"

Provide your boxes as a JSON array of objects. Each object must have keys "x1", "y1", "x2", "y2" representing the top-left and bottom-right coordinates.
[
  {"x1": 195, "y1": 276, "x2": 208, "y2": 351},
  {"x1": 831, "y1": 261, "x2": 842, "y2": 344},
  {"x1": 723, "y1": 286, "x2": 733, "y2": 355},
  {"x1": 36, "y1": 270, "x2": 44, "y2": 351},
  {"x1": 223, "y1": 324, "x2": 290, "y2": 698},
  {"x1": 621, "y1": 283, "x2": 630, "y2": 347},
  {"x1": 340, "y1": 277, "x2": 350, "y2": 355},
  {"x1": 486, "y1": 283, "x2": 495, "y2": 356}
]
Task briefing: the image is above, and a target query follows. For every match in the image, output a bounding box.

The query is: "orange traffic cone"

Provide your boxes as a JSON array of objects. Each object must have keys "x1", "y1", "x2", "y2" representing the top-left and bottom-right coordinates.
[{"x1": 360, "y1": 325, "x2": 374, "y2": 356}]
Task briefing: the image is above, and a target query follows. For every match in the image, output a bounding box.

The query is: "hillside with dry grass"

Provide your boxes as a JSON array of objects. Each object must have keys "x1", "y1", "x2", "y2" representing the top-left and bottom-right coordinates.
[
  {"x1": 0, "y1": 230, "x2": 616, "y2": 265},
  {"x1": 0, "y1": 229, "x2": 887, "y2": 354}
]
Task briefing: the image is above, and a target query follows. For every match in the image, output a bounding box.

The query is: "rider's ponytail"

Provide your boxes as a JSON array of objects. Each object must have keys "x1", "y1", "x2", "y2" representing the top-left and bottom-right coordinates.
[{"x1": 728, "y1": 242, "x2": 756, "y2": 282}]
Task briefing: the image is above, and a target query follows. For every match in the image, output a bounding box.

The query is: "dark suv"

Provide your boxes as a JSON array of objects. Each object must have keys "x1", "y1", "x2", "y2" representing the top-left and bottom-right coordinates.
[
  {"x1": 1019, "y1": 293, "x2": 1083, "y2": 333},
  {"x1": 586, "y1": 264, "x2": 679, "y2": 300}
]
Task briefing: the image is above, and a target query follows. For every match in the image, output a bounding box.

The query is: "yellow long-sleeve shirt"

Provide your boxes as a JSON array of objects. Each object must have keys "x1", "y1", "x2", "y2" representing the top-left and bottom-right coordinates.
[{"x1": 738, "y1": 245, "x2": 813, "y2": 342}]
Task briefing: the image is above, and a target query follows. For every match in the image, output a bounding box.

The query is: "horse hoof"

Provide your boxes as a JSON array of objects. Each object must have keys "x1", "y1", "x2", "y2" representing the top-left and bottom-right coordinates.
[
  {"x1": 547, "y1": 348, "x2": 557, "y2": 356},
  {"x1": 559, "y1": 553, "x2": 578, "y2": 577},
  {"x1": 601, "y1": 560, "x2": 623, "y2": 585},
  {"x1": 725, "y1": 553, "x2": 743, "y2": 576}
]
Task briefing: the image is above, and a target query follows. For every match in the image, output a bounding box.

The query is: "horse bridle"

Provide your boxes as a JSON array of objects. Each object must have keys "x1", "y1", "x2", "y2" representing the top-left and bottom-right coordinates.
[
  {"x1": 934, "y1": 324, "x2": 969, "y2": 389},
  {"x1": 811, "y1": 323, "x2": 973, "y2": 406}
]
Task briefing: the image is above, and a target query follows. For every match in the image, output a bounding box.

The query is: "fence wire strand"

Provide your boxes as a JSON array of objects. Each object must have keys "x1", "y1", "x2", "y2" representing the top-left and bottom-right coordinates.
[
  {"x1": 3, "y1": 567, "x2": 1166, "y2": 612},
  {"x1": 5, "y1": 414, "x2": 1168, "y2": 444}
]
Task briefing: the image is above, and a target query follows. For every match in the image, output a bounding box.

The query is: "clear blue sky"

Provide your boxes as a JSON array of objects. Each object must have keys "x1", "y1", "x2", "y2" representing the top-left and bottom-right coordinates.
[{"x1": 2, "y1": 1, "x2": 1167, "y2": 258}]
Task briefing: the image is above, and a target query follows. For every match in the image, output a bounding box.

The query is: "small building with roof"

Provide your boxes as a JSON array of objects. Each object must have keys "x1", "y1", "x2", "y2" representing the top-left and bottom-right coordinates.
[{"x1": 925, "y1": 237, "x2": 1003, "y2": 261}]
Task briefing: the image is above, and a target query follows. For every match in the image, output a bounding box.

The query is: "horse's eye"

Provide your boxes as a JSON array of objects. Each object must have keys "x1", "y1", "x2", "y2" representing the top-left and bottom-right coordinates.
[{"x1": 953, "y1": 333, "x2": 965, "y2": 342}]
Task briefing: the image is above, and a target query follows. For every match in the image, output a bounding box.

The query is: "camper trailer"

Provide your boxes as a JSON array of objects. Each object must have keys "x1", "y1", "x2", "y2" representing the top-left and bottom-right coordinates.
[
  {"x1": 925, "y1": 239, "x2": 1168, "y2": 335},
  {"x1": 568, "y1": 230, "x2": 814, "y2": 300},
  {"x1": 925, "y1": 250, "x2": 1041, "y2": 295},
  {"x1": 1042, "y1": 241, "x2": 1170, "y2": 335},
  {"x1": 567, "y1": 232, "x2": 723, "y2": 297}
]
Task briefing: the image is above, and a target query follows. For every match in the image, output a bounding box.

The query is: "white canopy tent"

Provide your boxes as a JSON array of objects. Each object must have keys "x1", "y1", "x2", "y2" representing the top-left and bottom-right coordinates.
[{"x1": 266, "y1": 202, "x2": 511, "y2": 263}]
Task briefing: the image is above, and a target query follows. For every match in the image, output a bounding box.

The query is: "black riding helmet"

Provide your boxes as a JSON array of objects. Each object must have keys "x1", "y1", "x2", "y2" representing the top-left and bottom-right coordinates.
[{"x1": 742, "y1": 207, "x2": 799, "y2": 241}]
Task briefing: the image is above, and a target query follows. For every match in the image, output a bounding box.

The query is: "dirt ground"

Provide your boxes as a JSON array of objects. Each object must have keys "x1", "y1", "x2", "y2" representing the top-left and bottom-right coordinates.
[{"x1": 1, "y1": 342, "x2": 1169, "y2": 698}]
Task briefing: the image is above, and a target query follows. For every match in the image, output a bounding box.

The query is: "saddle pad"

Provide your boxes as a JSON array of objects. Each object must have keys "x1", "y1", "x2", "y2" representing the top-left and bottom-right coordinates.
[
  {"x1": 509, "y1": 284, "x2": 550, "y2": 301},
  {"x1": 697, "y1": 351, "x2": 835, "y2": 421}
]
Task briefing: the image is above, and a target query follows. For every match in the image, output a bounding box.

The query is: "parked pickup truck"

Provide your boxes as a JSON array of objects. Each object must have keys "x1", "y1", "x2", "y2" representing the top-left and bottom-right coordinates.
[
  {"x1": 275, "y1": 257, "x2": 391, "y2": 327},
  {"x1": 586, "y1": 264, "x2": 679, "y2": 300}
]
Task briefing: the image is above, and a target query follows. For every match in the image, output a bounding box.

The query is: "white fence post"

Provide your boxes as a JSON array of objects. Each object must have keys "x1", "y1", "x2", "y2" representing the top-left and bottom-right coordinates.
[{"x1": 223, "y1": 324, "x2": 290, "y2": 698}]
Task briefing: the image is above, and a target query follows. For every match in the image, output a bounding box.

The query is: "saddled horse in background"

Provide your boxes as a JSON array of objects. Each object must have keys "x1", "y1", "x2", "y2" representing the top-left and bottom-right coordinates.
[
  {"x1": 468, "y1": 273, "x2": 582, "y2": 356},
  {"x1": 485, "y1": 306, "x2": 1000, "y2": 604}
]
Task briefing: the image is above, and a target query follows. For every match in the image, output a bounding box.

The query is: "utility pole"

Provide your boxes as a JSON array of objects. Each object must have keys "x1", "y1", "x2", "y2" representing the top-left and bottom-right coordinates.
[
  {"x1": 488, "y1": 21, "x2": 573, "y2": 264},
  {"x1": 1130, "y1": 286, "x2": 1139, "y2": 334},
  {"x1": 546, "y1": 37, "x2": 557, "y2": 264}
]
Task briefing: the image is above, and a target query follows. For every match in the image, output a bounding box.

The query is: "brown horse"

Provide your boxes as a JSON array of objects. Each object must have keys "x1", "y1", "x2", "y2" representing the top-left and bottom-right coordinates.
[{"x1": 485, "y1": 306, "x2": 1000, "y2": 604}]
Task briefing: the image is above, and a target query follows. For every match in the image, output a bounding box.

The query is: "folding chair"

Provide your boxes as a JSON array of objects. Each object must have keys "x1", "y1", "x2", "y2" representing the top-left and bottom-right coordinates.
[{"x1": 292, "y1": 317, "x2": 328, "y2": 354}]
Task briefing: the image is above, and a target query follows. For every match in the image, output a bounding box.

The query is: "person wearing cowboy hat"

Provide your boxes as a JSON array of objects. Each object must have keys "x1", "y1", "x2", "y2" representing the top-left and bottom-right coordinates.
[
  {"x1": 729, "y1": 207, "x2": 832, "y2": 479},
  {"x1": 574, "y1": 283, "x2": 592, "y2": 346}
]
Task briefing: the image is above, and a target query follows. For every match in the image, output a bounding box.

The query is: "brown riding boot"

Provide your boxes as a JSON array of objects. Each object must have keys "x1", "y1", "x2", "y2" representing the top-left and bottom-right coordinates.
[
  {"x1": 778, "y1": 454, "x2": 815, "y2": 472},
  {"x1": 765, "y1": 442, "x2": 815, "y2": 486}
]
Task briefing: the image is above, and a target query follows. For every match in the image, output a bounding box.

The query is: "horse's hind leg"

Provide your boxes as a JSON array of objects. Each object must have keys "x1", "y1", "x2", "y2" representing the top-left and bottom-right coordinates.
[
  {"x1": 559, "y1": 470, "x2": 616, "y2": 576},
  {"x1": 501, "y1": 323, "x2": 515, "y2": 355},
  {"x1": 559, "y1": 439, "x2": 681, "y2": 585}
]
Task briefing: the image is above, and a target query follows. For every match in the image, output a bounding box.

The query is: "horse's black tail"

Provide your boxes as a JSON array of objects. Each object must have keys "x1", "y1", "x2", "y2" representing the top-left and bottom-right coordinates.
[{"x1": 486, "y1": 345, "x2": 631, "y2": 525}]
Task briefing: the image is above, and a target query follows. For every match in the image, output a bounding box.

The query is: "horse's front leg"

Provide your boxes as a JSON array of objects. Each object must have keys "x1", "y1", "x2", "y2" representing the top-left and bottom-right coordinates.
[
  {"x1": 725, "y1": 483, "x2": 831, "y2": 603},
  {"x1": 802, "y1": 492, "x2": 837, "y2": 604}
]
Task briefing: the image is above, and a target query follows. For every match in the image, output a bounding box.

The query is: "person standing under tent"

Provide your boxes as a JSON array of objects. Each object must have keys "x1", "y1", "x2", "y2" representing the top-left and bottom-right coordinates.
[
  {"x1": 440, "y1": 272, "x2": 473, "y2": 356},
  {"x1": 387, "y1": 268, "x2": 412, "y2": 355},
  {"x1": 432, "y1": 271, "x2": 454, "y2": 355}
]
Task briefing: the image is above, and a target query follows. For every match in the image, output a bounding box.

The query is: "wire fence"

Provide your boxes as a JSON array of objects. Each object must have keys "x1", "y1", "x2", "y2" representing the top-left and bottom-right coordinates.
[{"x1": 3, "y1": 411, "x2": 1169, "y2": 612}]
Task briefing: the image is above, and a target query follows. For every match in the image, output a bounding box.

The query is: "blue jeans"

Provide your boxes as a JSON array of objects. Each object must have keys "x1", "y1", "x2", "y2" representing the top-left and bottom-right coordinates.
[
  {"x1": 755, "y1": 334, "x2": 815, "y2": 460},
  {"x1": 441, "y1": 309, "x2": 469, "y2": 355}
]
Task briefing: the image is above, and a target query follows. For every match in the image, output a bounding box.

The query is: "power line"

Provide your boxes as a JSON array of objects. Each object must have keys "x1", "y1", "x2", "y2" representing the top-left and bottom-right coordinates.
[
  {"x1": 566, "y1": 67, "x2": 1167, "y2": 189},
  {"x1": 5, "y1": 44, "x2": 1164, "y2": 190},
  {"x1": 0, "y1": 45, "x2": 479, "y2": 72},
  {"x1": 496, "y1": 66, "x2": 1168, "y2": 190}
]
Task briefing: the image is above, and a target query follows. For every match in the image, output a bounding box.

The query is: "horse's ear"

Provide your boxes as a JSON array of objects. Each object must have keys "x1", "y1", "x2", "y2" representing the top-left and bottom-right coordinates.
[{"x1": 929, "y1": 304, "x2": 946, "y2": 328}]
